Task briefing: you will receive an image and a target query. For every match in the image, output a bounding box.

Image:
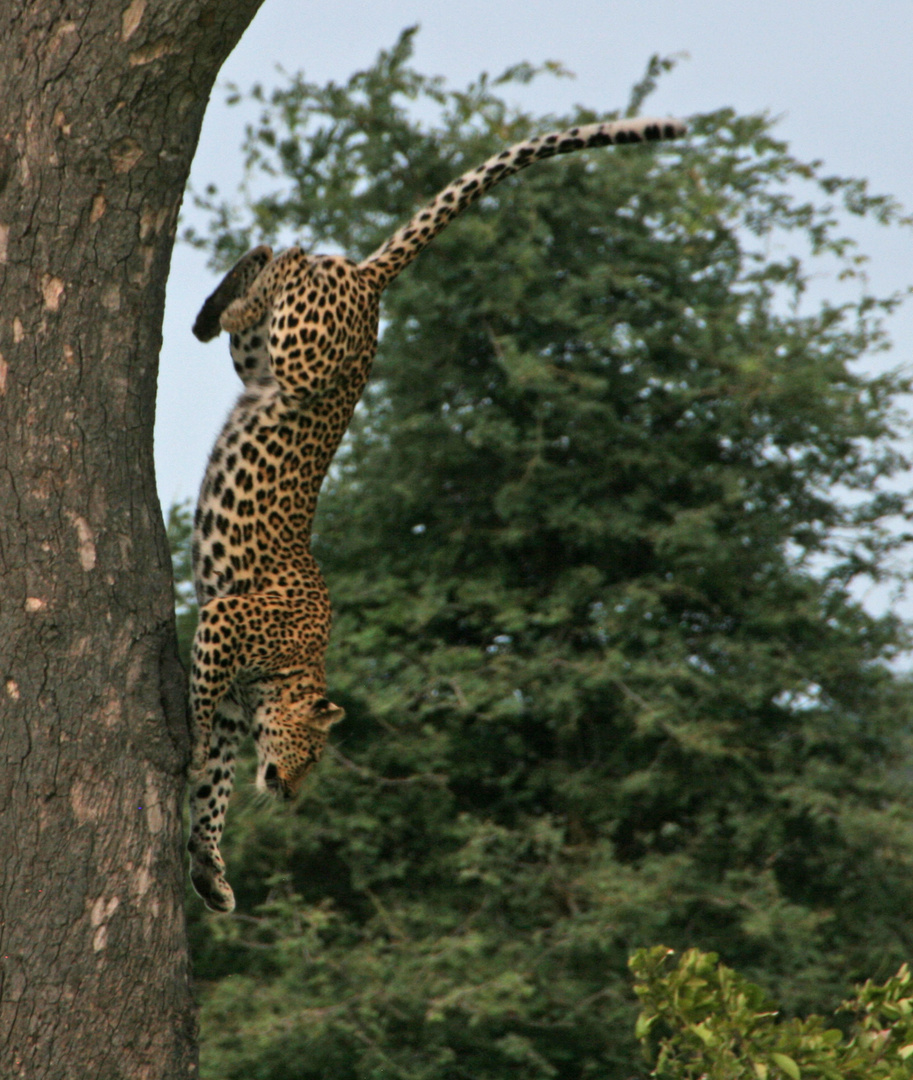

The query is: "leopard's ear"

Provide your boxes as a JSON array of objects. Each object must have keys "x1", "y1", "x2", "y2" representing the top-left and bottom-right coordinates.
[
  {"x1": 192, "y1": 245, "x2": 274, "y2": 341},
  {"x1": 312, "y1": 698, "x2": 345, "y2": 730}
]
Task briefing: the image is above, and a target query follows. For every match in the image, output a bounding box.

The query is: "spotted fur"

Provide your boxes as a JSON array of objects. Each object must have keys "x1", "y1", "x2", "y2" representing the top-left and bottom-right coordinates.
[{"x1": 187, "y1": 115, "x2": 686, "y2": 912}]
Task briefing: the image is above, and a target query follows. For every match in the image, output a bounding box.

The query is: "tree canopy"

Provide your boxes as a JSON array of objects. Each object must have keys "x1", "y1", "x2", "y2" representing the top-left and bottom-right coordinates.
[{"x1": 175, "y1": 30, "x2": 913, "y2": 1080}]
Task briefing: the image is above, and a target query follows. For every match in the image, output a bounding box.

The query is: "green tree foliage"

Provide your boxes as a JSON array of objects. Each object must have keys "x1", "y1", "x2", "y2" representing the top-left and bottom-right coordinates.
[
  {"x1": 631, "y1": 946, "x2": 913, "y2": 1079},
  {"x1": 174, "y1": 30, "x2": 913, "y2": 1079},
  {"x1": 167, "y1": 499, "x2": 196, "y2": 669}
]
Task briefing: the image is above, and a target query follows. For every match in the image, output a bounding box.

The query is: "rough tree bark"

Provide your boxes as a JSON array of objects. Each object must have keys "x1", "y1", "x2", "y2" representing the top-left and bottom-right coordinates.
[{"x1": 0, "y1": 2, "x2": 265, "y2": 1076}]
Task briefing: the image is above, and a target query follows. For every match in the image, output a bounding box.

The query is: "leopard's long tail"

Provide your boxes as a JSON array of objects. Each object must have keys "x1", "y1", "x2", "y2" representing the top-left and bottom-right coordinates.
[{"x1": 357, "y1": 116, "x2": 686, "y2": 291}]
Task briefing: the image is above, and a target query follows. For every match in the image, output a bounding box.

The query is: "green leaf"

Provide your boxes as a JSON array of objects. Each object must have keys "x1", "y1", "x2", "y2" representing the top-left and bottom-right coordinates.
[
  {"x1": 689, "y1": 1021, "x2": 716, "y2": 1046},
  {"x1": 770, "y1": 1052, "x2": 801, "y2": 1079}
]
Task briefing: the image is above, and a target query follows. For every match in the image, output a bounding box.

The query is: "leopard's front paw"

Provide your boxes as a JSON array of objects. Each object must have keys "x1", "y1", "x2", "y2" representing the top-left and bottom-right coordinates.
[
  {"x1": 189, "y1": 845, "x2": 236, "y2": 914},
  {"x1": 191, "y1": 865, "x2": 236, "y2": 914}
]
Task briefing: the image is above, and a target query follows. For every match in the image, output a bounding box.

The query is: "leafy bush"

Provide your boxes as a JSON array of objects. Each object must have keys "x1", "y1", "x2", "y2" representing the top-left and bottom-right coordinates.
[{"x1": 632, "y1": 946, "x2": 913, "y2": 1079}]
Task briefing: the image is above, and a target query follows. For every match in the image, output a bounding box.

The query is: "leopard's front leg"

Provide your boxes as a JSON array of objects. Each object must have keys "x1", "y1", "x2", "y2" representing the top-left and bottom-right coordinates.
[
  {"x1": 187, "y1": 596, "x2": 249, "y2": 912},
  {"x1": 189, "y1": 596, "x2": 247, "y2": 772},
  {"x1": 188, "y1": 696, "x2": 248, "y2": 914},
  {"x1": 187, "y1": 590, "x2": 316, "y2": 910}
]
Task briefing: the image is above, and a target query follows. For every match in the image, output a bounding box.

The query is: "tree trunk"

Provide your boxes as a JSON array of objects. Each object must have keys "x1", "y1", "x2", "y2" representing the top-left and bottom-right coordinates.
[{"x1": 0, "y1": 2, "x2": 264, "y2": 1075}]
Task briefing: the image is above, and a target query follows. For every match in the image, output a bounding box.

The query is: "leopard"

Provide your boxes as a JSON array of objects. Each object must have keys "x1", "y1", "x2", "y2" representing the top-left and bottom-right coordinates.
[{"x1": 186, "y1": 115, "x2": 686, "y2": 912}]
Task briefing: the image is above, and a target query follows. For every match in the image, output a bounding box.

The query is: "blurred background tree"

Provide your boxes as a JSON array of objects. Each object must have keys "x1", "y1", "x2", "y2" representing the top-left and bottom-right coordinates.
[{"x1": 171, "y1": 30, "x2": 913, "y2": 1079}]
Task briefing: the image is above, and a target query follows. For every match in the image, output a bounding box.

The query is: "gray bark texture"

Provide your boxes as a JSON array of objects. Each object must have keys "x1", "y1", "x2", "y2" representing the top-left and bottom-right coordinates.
[{"x1": 0, "y1": 1, "x2": 264, "y2": 1076}]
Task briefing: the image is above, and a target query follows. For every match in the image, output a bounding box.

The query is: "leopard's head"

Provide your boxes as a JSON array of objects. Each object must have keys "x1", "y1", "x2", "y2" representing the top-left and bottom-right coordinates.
[{"x1": 254, "y1": 688, "x2": 345, "y2": 799}]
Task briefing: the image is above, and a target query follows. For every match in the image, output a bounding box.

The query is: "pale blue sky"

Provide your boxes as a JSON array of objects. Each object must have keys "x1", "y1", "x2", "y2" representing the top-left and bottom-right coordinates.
[{"x1": 156, "y1": 0, "x2": 913, "y2": 615}]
